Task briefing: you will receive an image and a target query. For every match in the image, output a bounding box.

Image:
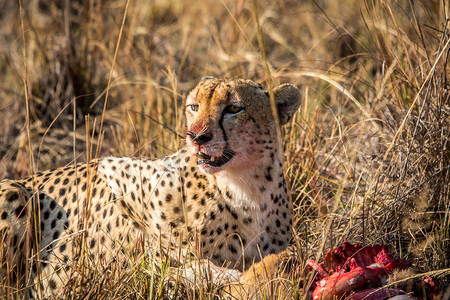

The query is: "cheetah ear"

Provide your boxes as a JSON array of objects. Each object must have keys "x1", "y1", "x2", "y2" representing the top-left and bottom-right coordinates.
[{"x1": 273, "y1": 83, "x2": 301, "y2": 125}]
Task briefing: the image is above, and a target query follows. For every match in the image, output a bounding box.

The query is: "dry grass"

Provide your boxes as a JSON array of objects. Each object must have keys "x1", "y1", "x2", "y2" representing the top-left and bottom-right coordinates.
[{"x1": 0, "y1": 0, "x2": 449, "y2": 298}]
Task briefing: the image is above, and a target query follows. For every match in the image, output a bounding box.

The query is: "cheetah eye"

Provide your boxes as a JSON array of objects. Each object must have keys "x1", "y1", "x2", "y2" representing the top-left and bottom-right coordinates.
[
  {"x1": 188, "y1": 104, "x2": 199, "y2": 112},
  {"x1": 224, "y1": 104, "x2": 243, "y2": 114}
]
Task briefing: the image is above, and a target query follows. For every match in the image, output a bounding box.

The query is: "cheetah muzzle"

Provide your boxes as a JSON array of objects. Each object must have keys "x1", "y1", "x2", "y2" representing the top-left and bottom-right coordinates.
[
  {"x1": 196, "y1": 148, "x2": 234, "y2": 168},
  {"x1": 0, "y1": 77, "x2": 301, "y2": 297}
]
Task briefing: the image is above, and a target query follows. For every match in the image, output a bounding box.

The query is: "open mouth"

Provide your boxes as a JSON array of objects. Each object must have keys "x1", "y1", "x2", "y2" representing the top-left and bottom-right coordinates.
[{"x1": 197, "y1": 149, "x2": 234, "y2": 168}]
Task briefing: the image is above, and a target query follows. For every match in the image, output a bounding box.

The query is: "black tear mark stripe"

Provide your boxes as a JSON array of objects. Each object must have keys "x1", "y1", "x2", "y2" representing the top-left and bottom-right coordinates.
[
  {"x1": 219, "y1": 106, "x2": 229, "y2": 142},
  {"x1": 217, "y1": 83, "x2": 231, "y2": 143}
]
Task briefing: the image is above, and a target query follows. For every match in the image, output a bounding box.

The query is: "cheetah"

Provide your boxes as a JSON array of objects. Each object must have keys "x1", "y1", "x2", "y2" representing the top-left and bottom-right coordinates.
[{"x1": 0, "y1": 77, "x2": 301, "y2": 297}]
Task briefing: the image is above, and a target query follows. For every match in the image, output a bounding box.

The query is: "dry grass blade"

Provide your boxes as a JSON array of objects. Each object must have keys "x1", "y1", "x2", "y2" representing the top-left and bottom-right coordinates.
[{"x1": 95, "y1": 0, "x2": 131, "y2": 160}]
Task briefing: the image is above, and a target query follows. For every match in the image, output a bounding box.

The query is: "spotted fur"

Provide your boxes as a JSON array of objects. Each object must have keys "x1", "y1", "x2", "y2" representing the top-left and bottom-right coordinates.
[{"x1": 0, "y1": 77, "x2": 301, "y2": 297}]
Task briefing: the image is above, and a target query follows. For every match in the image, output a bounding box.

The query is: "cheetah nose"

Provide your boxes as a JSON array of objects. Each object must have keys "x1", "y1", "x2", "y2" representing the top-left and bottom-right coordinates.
[{"x1": 187, "y1": 131, "x2": 213, "y2": 145}]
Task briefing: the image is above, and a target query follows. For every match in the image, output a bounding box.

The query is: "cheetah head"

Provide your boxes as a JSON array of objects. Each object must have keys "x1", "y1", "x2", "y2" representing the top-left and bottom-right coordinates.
[{"x1": 185, "y1": 77, "x2": 301, "y2": 174}]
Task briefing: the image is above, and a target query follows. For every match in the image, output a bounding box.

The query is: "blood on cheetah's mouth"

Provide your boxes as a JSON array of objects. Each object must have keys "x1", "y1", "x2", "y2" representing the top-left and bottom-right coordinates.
[{"x1": 197, "y1": 149, "x2": 234, "y2": 168}]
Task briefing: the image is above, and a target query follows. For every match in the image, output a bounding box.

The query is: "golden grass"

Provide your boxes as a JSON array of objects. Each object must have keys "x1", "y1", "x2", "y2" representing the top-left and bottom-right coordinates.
[{"x1": 0, "y1": 0, "x2": 449, "y2": 298}]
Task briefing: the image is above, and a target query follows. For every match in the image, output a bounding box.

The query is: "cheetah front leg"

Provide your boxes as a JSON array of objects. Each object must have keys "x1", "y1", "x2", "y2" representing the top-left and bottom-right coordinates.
[
  {"x1": 223, "y1": 249, "x2": 297, "y2": 299},
  {"x1": 171, "y1": 258, "x2": 242, "y2": 288},
  {"x1": 169, "y1": 251, "x2": 294, "y2": 299}
]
